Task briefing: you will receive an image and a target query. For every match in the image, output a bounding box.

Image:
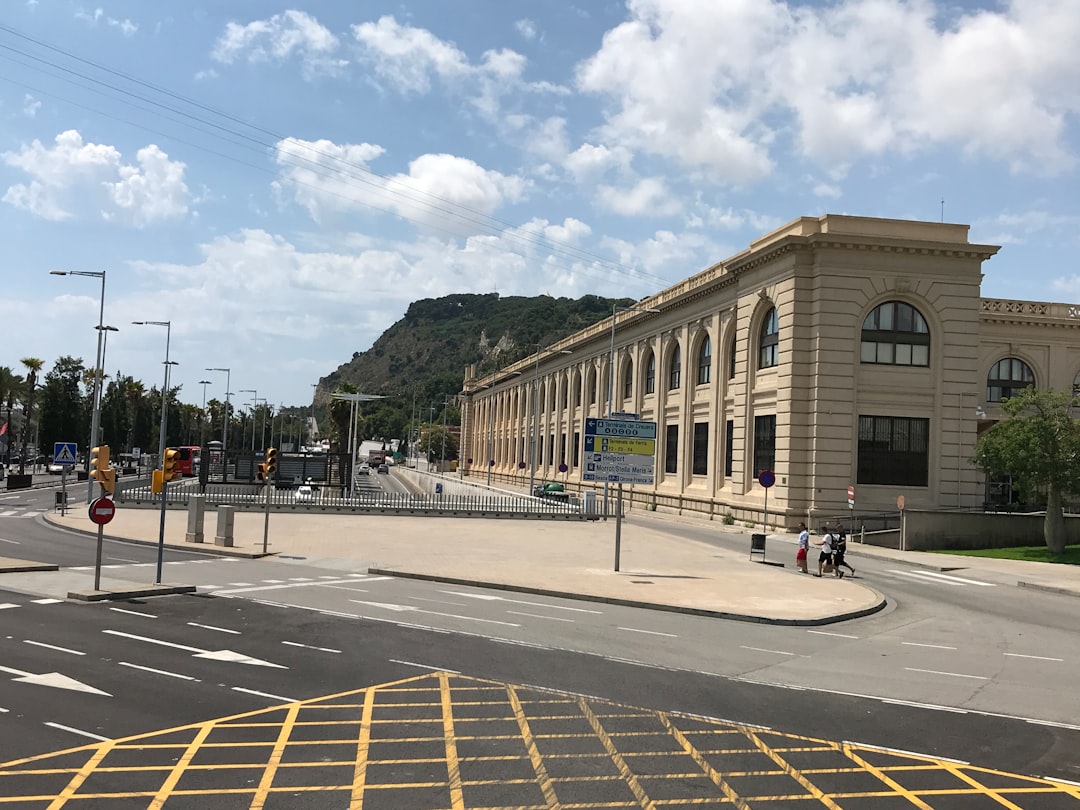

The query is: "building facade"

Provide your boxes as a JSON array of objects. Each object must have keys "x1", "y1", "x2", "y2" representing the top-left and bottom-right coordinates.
[{"x1": 460, "y1": 215, "x2": 1080, "y2": 525}]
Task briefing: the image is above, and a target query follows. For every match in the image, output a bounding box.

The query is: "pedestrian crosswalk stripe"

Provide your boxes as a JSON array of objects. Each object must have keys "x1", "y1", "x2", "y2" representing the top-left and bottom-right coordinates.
[{"x1": 889, "y1": 569, "x2": 996, "y2": 587}]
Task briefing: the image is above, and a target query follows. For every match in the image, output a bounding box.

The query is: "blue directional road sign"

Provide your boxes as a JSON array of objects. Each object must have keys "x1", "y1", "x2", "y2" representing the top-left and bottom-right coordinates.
[
  {"x1": 53, "y1": 442, "x2": 77, "y2": 466},
  {"x1": 583, "y1": 418, "x2": 656, "y2": 484}
]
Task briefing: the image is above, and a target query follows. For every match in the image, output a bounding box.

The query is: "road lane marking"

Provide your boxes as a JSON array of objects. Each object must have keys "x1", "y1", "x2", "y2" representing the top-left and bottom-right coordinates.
[
  {"x1": 228, "y1": 582, "x2": 254, "y2": 586},
  {"x1": 44, "y1": 721, "x2": 110, "y2": 741},
  {"x1": 188, "y1": 622, "x2": 240, "y2": 634},
  {"x1": 1005, "y1": 652, "x2": 1064, "y2": 662},
  {"x1": 349, "y1": 599, "x2": 521, "y2": 626},
  {"x1": 282, "y1": 641, "x2": 341, "y2": 653},
  {"x1": 807, "y1": 630, "x2": 858, "y2": 639},
  {"x1": 31, "y1": 598, "x2": 63, "y2": 605},
  {"x1": 740, "y1": 645, "x2": 800, "y2": 656},
  {"x1": 215, "y1": 576, "x2": 386, "y2": 595},
  {"x1": 232, "y1": 686, "x2": 296, "y2": 702},
  {"x1": 102, "y1": 630, "x2": 286, "y2": 668},
  {"x1": 24, "y1": 640, "x2": 85, "y2": 656},
  {"x1": 507, "y1": 610, "x2": 575, "y2": 622},
  {"x1": 412, "y1": 596, "x2": 468, "y2": 607},
  {"x1": 0, "y1": 664, "x2": 110, "y2": 695},
  {"x1": 617, "y1": 627, "x2": 677, "y2": 637},
  {"x1": 119, "y1": 662, "x2": 198, "y2": 681},
  {"x1": 442, "y1": 590, "x2": 603, "y2": 613},
  {"x1": 315, "y1": 584, "x2": 370, "y2": 593},
  {"x1": 0, "y1": 537, "x2": 20, "y2": 544},
  {"x1": 106, "y1": 557, "x2": 139, "y2": 563},
  {"x1": 0, "y1": 603, "x2": 18, "y2": 610},
  {"x1": 903, "y1": 642, "x2": 958, "y2": 650},
  {"x1": 391, "y1": 659, "x2": 460, "y2": 673},
  {"x1": 262, "y1": 579, "x2": 285, "y2": 583},
  {"x1": 889, "y1": 568, "x2": 996, "y2": 586},
  {"x1": 110, "y1": 607, "x2": 157, "y2": 618},
  {"x1": 904, "y1": 667, "x2": 988, "y2": 680},
  {"x1": 880, "y1": 699, "x2": 967, "y2": 713}
]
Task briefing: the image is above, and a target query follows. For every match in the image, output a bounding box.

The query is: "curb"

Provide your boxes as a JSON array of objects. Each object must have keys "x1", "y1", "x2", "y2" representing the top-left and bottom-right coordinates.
[
  {"x1": 0, "y1": 559, "x2": 60, "y2": 574},
  {"x1": 367, "y1": 568, "x2": 888, "y2": 627},
  {"x1": 68, "y1": 584, "x2": 198, "y2": 602},
  {"x1": 1017, "y1": 580, "x2": 1080, "y2": 599},
  {"x1": 42, "y1": 514, "x2": 272, "y2": 559}
]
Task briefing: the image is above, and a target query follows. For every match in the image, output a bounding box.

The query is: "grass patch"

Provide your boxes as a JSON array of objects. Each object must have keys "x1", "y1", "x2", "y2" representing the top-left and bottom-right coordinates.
[{"x1": 933, "y1": 544, "x2": 1080, "y2": 565}]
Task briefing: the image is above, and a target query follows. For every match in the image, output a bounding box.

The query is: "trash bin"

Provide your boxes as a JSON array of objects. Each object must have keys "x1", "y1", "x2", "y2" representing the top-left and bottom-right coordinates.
[
  {"x1": 55, "y1": 491, "x2": 68, "y2": 507},
  {"x1": 750, "y1": 533, "x2": 766, "y2": 561}
]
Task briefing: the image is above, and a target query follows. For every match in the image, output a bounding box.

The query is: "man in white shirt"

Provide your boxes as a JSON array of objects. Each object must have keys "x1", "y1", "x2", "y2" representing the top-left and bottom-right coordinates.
[
  {"x1": 796, "y1": 522, "x2": 810, "y2": 573},
  {"x1": 814, "y1": 524, "x2": 834, "y2": 577}
]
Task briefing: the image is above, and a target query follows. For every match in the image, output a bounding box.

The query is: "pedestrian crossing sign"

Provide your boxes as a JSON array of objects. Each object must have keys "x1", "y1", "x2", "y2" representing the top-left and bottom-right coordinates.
[{"x1": 53, "y1": 442, "x2": 77, "y2": 465}]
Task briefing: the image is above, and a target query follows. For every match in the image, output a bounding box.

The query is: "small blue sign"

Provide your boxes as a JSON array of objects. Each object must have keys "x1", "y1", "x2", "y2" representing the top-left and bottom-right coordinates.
[
  {"x1": 53, "y1": 442, "x2": 77, "y2": 466},
  {"x1": 758, "y1": 469, "x2": 776, "y2": 488}
]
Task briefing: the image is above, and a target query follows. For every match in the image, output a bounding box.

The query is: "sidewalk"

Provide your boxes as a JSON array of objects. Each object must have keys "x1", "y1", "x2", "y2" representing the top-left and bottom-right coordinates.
[{"x1": 33, "y1": 507, "x2": 885, "y2": 625}]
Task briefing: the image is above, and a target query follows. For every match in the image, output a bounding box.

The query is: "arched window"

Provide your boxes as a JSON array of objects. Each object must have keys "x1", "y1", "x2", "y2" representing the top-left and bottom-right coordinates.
[
  {"x1": 759, "y1": 307, "x2": 778, "y2": 369},
  {"x1": 668, "y1": 344, "x2": 681, "y2": 390},
  {"x1": 861, "y1": 301, "x2": 930, "y2": 366},
  {"x1": 697, "y1": 335, "x2": 711, "y2": 385},
  {"x1": 561, "y1": 380, "x2": 568, "y2": 409},
  {"x1": 573, "y1": 374, "x2": 581, "y2": 408},
  {"x1": 728, "y1": 336, "x2": 737, "y2": 380},
  {"x1": 645, "y1": 351, "x2": 656, "y2": 394},
  {"x1": 589, "y1": 369, "x2": 597, "y2": 404},
  {"x1": 623, "y1": 359, "x2": 633, "y2": 400},
  {"x1": 987, "y1": 357, "x2": 1035, "y2": 402}
]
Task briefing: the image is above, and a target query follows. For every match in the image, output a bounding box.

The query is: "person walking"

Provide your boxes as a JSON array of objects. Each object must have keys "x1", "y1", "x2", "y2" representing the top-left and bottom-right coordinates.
[
  {"x1": 814, "y1": 524, "x2": 834, "y2": 577},
  {"x1": 833, "y1": 524, "x2": 855, "y2": 578},
  {"x1": 796, "y1": 522, "x2": 810, "y2": 573}
]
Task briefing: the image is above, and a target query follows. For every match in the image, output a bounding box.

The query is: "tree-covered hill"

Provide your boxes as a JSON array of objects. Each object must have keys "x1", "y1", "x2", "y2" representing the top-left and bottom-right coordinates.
[{"x1": 315, "y1": 292, "x2": 634, "y2": 444}]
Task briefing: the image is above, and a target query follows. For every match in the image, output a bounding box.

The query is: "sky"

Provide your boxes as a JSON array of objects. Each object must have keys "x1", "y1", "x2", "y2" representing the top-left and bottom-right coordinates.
[{"x1": 3, "y1": 0, "x2": 1079, "y2": 410}]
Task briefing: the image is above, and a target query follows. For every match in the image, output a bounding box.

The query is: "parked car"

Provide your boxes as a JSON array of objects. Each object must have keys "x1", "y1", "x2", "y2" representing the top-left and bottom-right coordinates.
[
  {"x1": 47, "y1": 462, "x2": 70, "y2": 475},
  {"x1": 377, "y1": 464, "x2": 389, "y2": 474},
  {"x1": 533, "y1": 482, "x2": 570, "y2": 500}
]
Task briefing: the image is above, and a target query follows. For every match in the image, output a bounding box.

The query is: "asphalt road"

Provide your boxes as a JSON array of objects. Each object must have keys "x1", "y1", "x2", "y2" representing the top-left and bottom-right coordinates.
[{"x1": 1, "y1": 587, "x2": 1078, "y2": 807}]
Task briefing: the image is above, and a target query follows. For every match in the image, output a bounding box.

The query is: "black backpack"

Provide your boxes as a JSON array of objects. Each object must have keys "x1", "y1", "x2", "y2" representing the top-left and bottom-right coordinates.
[{"x1": 834, "y1": 530, "x2": 847, "y2": 553}]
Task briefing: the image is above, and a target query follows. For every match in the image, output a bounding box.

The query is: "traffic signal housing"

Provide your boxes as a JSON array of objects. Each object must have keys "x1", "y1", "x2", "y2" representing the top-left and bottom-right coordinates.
[
  {"x1": 264, "y1": 447, "x2": 278, "y2": 480},
  {"x1": 90, "y1": 445, "x2": 116, "y2": 496},
  {"x1": 256, "y1": 463, "x2": 266, "y2": 482},
  {"x1": 162, "y1": 448, "x2": 179, "y2": 482}
]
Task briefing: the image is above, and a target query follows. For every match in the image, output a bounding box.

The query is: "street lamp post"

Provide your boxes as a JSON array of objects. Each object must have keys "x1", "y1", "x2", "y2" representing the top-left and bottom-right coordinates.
[
  {"x1": 530, "y1": 346, "x2": 573, "y2": 496},
  {"x1": 133, "y1": 320, "x2": 173, "y2": 585},
  {"x1": 240, "y1": 390, "x2": 258, "y2": 452},
  {"x1": 206, "y1": 367, "x2": 230, "y2": 481},
  {"x1": 51, "y1": 270, "x2": 106, "y2": 500},
  {"x1": 310, "y1": 384, "x2": 317, "y2": 448}
]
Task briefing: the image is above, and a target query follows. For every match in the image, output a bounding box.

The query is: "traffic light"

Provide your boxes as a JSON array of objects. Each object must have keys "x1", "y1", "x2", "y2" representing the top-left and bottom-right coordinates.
[
  {"x1": 256, "y1": 463, "x2": 266, "y2": 482},
  {"x1": 264, "y1": 447, "x2": 278, "y2": 479},
  {"x1": 162, "y1": 448, "x2": 179, "y2": 482},
  {"x1": 89, "y1": 445, "x2": 115, "y2": 496}
]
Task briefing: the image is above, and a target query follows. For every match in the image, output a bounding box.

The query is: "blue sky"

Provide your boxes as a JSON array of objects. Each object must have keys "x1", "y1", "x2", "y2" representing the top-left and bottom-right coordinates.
[{"x1": 3, "y1": 0, "x2": 1079, "y2": 409}]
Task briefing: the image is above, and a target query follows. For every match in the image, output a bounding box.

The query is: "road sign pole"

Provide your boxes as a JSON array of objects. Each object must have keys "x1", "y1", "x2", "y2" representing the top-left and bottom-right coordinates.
[
  {"x1": 93, "y1": 522, "x2": 104, "y2": 591},
  {"x1": 156, "y1": 479, "x2": 167, "y2": 585},
  {"x1": 614, "y1": 482, "x2": 623, "y2": 572},
  {"x1": 60, "y1": 468, "x2": 68, "y2": 516},
  {"x1": 262, "y1": 479, "x2": 271, "y2": 554}
]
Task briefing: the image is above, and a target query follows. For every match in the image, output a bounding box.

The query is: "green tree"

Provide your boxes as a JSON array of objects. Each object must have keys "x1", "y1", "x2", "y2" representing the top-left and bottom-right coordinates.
[
  {"x1": 0, "y1": 367, "x2": 23, "y2": 464},
  {"x1": 38, "y1": 356, "x2": 87, "y2": 453},
  {"x1": 418, "y1": 424, "x2": 458, "y2": 463},
  {"x1": 18, "y1": 357, "x2": 44, "y2": 473},
  {"x1": 972, "y1": 387, "x2": 1080, "y2": 554}
]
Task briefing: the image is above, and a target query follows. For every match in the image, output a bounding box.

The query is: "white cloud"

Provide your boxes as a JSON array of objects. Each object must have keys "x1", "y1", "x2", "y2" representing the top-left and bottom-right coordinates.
[
  {"x1": 75, "y1": 6, "x2": 137, "y2": 35},
  {"x1": 274, "y1": 137, "x2": 529, "y2": 233},
  {"x1": 351, "y1": 15, "x2": 563, "y2": 119},
  {"x1": 516, "y1": 19, "x2": 538, "y2": 41},
  {"x1": 575, "y1": 0, "x2": 1080, "y2": 182},
  {"x1": 22, "y1": 94, "x2": 41, "y2": 118},
  {"x1": 2, "y1": 130, "x2": 189, "y2": 226},
  {"x1": 595, "y1": 177, "x2": 681, "y2": 217},
  {"x1": 564, "y1": 142, "x2": 633, "y2": 183},
  {"x1": 212, "y1": 10, "x2": 345, "y2": 77}
]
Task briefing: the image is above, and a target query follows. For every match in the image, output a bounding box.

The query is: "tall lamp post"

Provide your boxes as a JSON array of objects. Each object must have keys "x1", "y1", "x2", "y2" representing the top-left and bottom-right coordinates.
[
  {"x1": 530, "y1": 346, "x2": 573, "y2": 496},
  {"x1": 51, "y1": 269, "x2": 106, "y2": 500},
  {"x1": 240, "y1": 389, "x2": 258, "y2": 452},
  {"x1": 206, "y1": 367, "x2": 230, "y2": 481},
  {"x1": 133, "y1": 319, "x2": 173, "y2": 584}
]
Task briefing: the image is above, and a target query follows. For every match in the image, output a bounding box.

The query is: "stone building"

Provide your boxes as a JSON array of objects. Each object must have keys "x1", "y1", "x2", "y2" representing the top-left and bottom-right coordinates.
[{"x1": 460, "y1": 214, "x2": 1080, "y2": 526}]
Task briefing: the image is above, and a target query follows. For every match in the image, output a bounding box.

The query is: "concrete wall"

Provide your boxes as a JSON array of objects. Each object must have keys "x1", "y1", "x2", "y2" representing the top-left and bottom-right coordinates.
[{"x1": 901, "y1": 509, "x2": 1080, "y2": 550}]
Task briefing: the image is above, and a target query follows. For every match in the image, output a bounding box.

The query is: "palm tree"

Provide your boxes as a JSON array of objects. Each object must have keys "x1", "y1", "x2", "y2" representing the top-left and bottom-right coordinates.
[
  {"x1": 0, "y1": 367, "x2": 23, "y2": 465},
  {"x1": 18, "y1": 357, "x2": 43, "y2": 475}
]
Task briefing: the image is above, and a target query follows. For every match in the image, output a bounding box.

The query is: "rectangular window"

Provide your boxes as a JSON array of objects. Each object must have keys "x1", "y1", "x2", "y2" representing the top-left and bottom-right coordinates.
[
  {"x1": 665, "y1": 424, "x2": 679, "y2": 474},
  {"x1": 623, "y1": 366, "x2": 632, "y2": 399},
  {"x1": 548, "y1": 433, "x2": 554, "y2": 465},
  {"x1": 590, "y1": 377, "x2": 597, "y2": 404},
  {"x1": 646, "y1": 361, "x2": 655, "y2": 394},
  {"x1": 857, "y1": 415, "x2": 929, "y2": 486},
  {"x1": 573, "y1": 431, "x2": 580, "y2": 467},
  {"x1": 725, "y1": 420, "x2": 734, "y2": 477},
  {"x1": 753, "y1": 415, "x2": 776, "y2": 477},
  {"x1": 692, "y1": 423, "x2": 708, "y2": 476},
  {"x1": 560, "y1": 434, "x2": 566, "y2": 465}
]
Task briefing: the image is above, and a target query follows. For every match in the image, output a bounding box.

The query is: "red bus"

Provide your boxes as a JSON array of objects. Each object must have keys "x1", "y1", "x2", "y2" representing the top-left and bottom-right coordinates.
[{"x1": 168, "y1": 446, "x2": 201, "y2": 477}]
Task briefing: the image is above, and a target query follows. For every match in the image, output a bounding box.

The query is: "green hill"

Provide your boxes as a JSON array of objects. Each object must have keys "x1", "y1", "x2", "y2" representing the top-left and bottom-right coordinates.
[{"x1": 315, "y1": 292, "x2": 634, "y2": 444}]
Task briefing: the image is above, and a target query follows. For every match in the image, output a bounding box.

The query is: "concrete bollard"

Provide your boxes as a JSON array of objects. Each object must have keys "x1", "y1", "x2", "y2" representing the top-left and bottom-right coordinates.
[
  {"x1": 186, "y1": 494, "x2": 205, "y2": 543},
  {"x1": 214, "y1": 505, "x2": 235, "y2": 548}
]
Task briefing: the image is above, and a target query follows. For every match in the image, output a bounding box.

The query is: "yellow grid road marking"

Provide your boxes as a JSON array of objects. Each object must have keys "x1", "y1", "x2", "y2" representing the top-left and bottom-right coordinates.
[{"x1": 0, "y1": 672, "x2": 1076, "y2": 808}]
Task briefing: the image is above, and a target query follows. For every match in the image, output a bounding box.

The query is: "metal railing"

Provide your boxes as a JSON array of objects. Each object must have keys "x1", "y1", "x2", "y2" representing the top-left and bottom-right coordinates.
[{"x1": 114, "y1": 479, "x2": 595, "y2": 519}]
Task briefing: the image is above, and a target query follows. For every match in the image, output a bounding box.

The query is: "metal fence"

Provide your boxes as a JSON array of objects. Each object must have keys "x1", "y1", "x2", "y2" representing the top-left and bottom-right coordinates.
[{"x1": 114, "y1": 479, "x2": 595, "y2": 519}]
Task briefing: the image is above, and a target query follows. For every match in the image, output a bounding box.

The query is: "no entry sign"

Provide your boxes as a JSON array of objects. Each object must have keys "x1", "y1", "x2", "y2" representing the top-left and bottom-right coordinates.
[{"x1": 88, "y1": 497, "x2": 116, "y2": 525}]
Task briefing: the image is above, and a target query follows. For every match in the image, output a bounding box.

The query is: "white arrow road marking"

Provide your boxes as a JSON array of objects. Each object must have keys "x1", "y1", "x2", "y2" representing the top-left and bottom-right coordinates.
[
  {"x1": 45, "y1": 722, "x2": 110, "y2": 741},
  {"x1": 102, "y1": 630, "x2": 287, "y2": 669},
  {"x1": 0, "y1": 664, "x2": 111, "y2": 696},
  {"x1": 349, "y1": 600, "x2": 520, "y2": 627}
]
